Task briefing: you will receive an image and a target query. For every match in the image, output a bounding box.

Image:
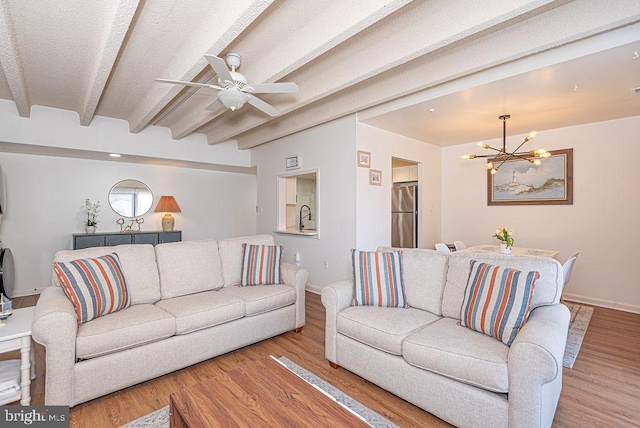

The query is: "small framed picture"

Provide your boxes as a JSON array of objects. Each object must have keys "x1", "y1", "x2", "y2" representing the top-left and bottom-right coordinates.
[
  {"x1": 369, "y1": 169, "x2": 382, "y2": 186},
  {"x1": 285, "y1": 154, "x2": 301, "y2": 170},
  {"x1": 357, "y1": 150, "x2": 371, "y2": 168}
]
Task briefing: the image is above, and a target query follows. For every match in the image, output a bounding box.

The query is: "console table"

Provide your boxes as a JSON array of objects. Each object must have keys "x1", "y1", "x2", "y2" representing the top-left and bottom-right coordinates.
[{"x1": 73, "y1": 231, "x2": 181, "y2": 250}]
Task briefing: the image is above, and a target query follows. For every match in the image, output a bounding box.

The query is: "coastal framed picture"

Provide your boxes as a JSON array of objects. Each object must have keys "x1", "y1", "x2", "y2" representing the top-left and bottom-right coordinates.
[
  {"x1": 487, "y1": 149, "x2": 573, "y2": 205},
  {"x1": 369, "y1": 169, "x2": 382, "y2": 186},
  {"x1": 357, "y1": 150, "x2": 371, "y2": 168}
]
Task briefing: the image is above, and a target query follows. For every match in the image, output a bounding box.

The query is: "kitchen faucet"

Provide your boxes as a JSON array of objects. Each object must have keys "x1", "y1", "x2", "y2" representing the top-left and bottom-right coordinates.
[{"x1": 299, "y1": 205, "x2": 311, "y2": 230}]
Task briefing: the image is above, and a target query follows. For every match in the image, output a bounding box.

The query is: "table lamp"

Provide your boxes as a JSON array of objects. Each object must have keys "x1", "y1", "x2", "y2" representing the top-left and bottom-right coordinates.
[{"x1": 154, "y1": 196, "x2": 181, "y2": 231}]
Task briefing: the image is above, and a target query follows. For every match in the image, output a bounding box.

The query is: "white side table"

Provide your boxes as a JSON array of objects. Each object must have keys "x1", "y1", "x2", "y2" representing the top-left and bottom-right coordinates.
[{"x1": 0, "y1": 306, "x2": 36, "y2": 405}]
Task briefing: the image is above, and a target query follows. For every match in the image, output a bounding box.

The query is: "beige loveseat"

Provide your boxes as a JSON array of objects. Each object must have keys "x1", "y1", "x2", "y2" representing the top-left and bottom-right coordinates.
[
  {"x1": 322, "y1": 248, "x2": 570, "y2": 428},
  {"x1": 32, "y1": 234, "x2": 308, "y2": 407}
]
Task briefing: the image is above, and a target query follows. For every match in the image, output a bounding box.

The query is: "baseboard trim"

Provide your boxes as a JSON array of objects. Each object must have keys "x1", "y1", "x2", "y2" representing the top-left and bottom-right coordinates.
[
  {"x1": 11, "y1": 288, "x2": 45, "y2": 298},
  {"x1": 305, "y1": 284, "x2": 322, "y2": 295},
  {"x1": 563, "y1": 293, "x2": 640, "y2": 314}
]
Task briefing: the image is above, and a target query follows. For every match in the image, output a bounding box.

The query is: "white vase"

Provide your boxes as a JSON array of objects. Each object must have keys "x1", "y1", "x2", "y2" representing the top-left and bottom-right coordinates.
[
  {"x1": 85, "y1": 225, "x2": 96, "y2": 234},
  {"x1": 499, "y1": 243, "x2": 512, "y2": 254}
]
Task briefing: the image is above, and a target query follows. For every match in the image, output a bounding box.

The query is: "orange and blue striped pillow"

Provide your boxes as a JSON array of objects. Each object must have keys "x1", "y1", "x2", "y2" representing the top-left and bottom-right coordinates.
[
  {"x1": 53, "y1": 253, "x2": 130, "y2": 326},
  {"x1": 351, "y1": 249, "x2": 407, "y2": 308},
  {"x1": 240, "y1": 244, "x2": 283, "y2": 286},
  {"x1": 460, "y1": 260, "x2": 539, "y2": 346}
]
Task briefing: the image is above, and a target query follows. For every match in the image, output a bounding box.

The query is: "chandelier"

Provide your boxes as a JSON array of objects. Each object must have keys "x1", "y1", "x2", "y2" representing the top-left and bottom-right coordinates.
[{"x1": 460, "y1": 114, "x2": 550, "y2": 174}]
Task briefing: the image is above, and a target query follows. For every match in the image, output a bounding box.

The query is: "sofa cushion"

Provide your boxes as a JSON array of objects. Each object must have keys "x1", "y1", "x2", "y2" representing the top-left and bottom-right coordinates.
[
  {"x1": 155, "y1": 240, "x2": 224, "y2": 299},
  {"x1": 442, "y1": 251, "x2": 563, "y2": 320},
  {"x1": 53, "y1": 253, "x2": 130, "y2": 326},
  {"x1": 76, "y1": 304, "x2": 175, "y2": 359},
  {"x1": 403, "y1": 317, "x2": 510, "y2": 393},
  {"x1": 460, "y1": 260, "x2": 539, "y2": 346},
  {"x1": 351, "y1": 249, "x2": 407, "y2": 308},
  {"x1": 337, "y1": 306, "x2": 439, "y2": 355},
  {"x1": 53, "y1": 244, "x2": 161, "y2": 305},
  {"x1": 155, "y1": 290, "x2": 245, "y2": 335},
  {"x1": 218, "y1": 284, "x2": 296, "y2": 316},
  {"x1": 218, "y1": 235, "x2": 275, "y2": 287},
  {"x1": 240, "y1": 244, "x2": 283, "y2": 286},
  {"x1": 378, "y1": 247, "x2": 447, "y2": 314}
]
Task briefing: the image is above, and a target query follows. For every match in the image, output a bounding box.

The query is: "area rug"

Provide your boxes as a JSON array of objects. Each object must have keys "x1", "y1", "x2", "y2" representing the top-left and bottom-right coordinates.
[
  {"x1": 563, "y1": 302, "x2": 594, "y2": 369},
  {"x1": 120, "y1": 356, "x2": 398, "y2": 428}
]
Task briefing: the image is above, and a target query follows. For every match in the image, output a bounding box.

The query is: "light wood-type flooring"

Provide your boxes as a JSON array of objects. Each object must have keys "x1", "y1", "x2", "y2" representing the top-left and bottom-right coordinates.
[{"x1": 5, "y1": 292, "x2": 640, "y2": 427}]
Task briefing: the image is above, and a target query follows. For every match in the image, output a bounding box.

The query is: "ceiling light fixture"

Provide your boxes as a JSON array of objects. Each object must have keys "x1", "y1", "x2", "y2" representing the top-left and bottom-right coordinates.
[
  {"x1": 216, "y1": 88, "x2": 250, "y2": 111},
  {"x1": 460, "y1": 114, "x2": 550, "y2": 175}
]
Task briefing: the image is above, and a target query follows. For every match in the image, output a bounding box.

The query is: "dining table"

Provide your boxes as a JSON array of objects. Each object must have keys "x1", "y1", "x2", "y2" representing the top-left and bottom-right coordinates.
[{"x1": 462, "y1": 245, "x2": 560, "y2": 259}]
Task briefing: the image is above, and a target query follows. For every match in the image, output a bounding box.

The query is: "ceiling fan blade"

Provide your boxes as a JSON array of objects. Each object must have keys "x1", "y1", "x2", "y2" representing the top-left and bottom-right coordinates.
[
  {"x1": 245, "y1": 82, "x2": 299, "y2": 94},
  {"x1": 155, "y1": 78, "x2": 221, "y2": 90},
  {"x1": 247, "y1": 94, "x2": 281, "y2": 117},
  {"x1": 204, "y1": 54, "x2": 233, "y2": 83}
]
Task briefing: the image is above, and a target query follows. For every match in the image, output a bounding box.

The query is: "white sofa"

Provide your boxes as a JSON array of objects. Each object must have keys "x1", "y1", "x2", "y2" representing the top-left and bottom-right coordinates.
[
  {"x1": 322, "y1": 248, "x2": 570, "y2": 428},
  {"x1": 32, "y1": 234, "x2": 308, "y2": 407}
]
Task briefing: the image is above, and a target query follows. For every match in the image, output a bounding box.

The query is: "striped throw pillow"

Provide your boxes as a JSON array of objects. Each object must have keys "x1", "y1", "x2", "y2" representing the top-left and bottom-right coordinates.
[
  {"x1": 460, "y1": 260, "x2": 539, "y2": 346},
  {"x1": 53, "y1": 253, "x2": 130, "y2": 326},
  {"x1": 240, "y1": 244, "x2": 283, "y2": 286},
  {"x1": 351, "y1": 249, "x2": 407, "y2": 308}
]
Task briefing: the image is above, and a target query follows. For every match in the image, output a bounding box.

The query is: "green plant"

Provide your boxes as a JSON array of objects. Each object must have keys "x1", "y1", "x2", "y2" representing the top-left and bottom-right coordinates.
[
  {"x1": 85, "y1": 199, "x2": 100, "y2": 227},
  {"x1": 493, "y1": 227, "x2": 514, "y2": 247}
]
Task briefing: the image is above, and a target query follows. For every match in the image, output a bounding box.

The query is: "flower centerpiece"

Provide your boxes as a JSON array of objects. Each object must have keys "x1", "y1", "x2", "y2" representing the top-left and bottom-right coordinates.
[
  {"x1": 493, "y1": 227, "x2": 514, "y2": 254},
  {"x1": 84, "y1": 199, "x2": 100, "y2": 233}
]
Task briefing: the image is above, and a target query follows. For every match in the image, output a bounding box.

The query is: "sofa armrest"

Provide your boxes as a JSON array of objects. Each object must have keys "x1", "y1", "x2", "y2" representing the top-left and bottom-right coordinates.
[
  {"x1": 508, "y1": 303, "x2": 570, "y2": 428},
  {"x1": 281, "y1": 262, "x2": 309, "y2": 329},
  {"x1": 32, "y1": 286, "x2": 78, "y2": 406},
  {"x1": 320, "y1": 278, "x2": 353, "y2": 363}
]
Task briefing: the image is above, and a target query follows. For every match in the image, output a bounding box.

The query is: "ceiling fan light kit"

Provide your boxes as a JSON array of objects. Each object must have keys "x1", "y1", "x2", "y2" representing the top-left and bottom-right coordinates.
[
  {"x1": 461, "y1": 114, "x2": 549, "y2": 174},
  {"x1": 155, "y1": 52, "x2": 298, "y2": 117},
  {"x1": 217, "y1": 89, "x2": 250, "y2": 111}
]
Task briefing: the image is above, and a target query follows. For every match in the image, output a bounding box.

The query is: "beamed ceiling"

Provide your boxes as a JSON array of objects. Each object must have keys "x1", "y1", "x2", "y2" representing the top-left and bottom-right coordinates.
[{"x1": 0, "y1": 1, "x2": 639, "y2": 153}]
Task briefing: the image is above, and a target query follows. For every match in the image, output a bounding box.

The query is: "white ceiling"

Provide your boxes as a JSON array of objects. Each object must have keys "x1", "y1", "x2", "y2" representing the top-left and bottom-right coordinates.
[{"x1": 0, "y1": 1, "x2": 639, "y2": 154}]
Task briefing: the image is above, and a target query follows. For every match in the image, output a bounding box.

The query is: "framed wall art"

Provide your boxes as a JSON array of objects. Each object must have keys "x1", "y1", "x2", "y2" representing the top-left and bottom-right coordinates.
[
  {"x1": 357, "y1": 150, "x2": 371, "y2": 168},
  {"x1": 488, "y1": 148, "x2": 573, "y2": 205},
  {"x1": 285, "y1": 154, "x2": 301, "y2": 170},
  {"x1": 369, "y1": 169, "x2": 382, "y2": 186}
]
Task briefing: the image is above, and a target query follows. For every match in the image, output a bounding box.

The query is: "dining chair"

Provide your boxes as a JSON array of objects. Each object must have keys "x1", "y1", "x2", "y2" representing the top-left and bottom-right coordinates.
[
  {"x1": 560, "y1": 252, "x2": 580, "y2": 303},
  {"x1": 435, "y1": 243, "x2": 451, "y2": 253},
  {"x1": 453, "y1": 240, "x2": 467, "y2": 251},
  {"x1": 563, "y1": 252, "x2": 580, "y2": 287}
]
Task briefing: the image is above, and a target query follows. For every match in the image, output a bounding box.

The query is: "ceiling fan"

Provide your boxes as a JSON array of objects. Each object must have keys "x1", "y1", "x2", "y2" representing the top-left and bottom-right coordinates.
[{"x1": 156, "y1": 52, "x2": 298, "y2": 117}]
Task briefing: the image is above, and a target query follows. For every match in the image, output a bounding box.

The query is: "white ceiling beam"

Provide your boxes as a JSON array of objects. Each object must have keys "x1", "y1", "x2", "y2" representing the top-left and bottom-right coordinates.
[
  {"x1": 79, "y1": 0, "x2": 140, "y2": 126},
  {"x1": 233, "y1": 0, "x2": 640, "y2": 149},
  {"x1": 205, "y1": 0, "x2": 559, "y2": 145},
  {"x1": 127, "y1": 0, "x2": 274, "y2": 134},
  {"x1": 168, "y1": 0, "x2": 412, "y2": 140},
  {"x1": 0, "y1": 0, "x2": 29, "y2": 117}
]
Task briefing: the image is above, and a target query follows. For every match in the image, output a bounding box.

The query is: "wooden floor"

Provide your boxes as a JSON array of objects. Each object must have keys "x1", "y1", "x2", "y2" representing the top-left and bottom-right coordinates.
[{"x1": 6, "y1": 293, "x2": 640, "y2": 427}]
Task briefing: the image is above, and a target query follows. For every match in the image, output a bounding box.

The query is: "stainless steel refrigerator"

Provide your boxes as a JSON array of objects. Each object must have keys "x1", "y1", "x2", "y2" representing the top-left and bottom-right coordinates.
[{"x1": 391, "y1": 183, "x2": 418, "y2": 248}]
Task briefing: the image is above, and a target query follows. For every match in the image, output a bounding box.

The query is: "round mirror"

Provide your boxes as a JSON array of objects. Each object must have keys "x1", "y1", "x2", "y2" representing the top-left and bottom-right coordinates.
[{"x1": 108, "y1": 179, "x2": 153, "y2": 218}]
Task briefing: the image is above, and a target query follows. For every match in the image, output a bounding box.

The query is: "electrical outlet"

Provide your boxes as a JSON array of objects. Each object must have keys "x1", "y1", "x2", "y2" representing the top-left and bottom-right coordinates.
[
  {"x1": 255, "y1": 206, "x2": 263, "y2": 213},
  {"x1": 323, "y1": 261, "x2": 329, "y2": 269}
]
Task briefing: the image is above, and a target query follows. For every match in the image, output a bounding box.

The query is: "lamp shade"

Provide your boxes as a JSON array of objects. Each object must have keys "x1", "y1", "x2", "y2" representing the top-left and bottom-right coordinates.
[{"x1": 154, "y1": 196, "x2": 181, "y2": 213}]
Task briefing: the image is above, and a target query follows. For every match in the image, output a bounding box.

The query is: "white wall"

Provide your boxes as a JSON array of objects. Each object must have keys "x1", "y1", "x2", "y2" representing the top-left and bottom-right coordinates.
[
  {"x1": 442, "y1": 116, "x2": 640, "y2": 313},
  {"x1": 0, "y1": 152, "x2": 257, "y2": 296},
  {"x1": 0, "y1": 102, "x2": 257, "y2": 297},
  {"x1": 355, "y1": 122, "x2": 442, "y2": 250},
  {"x1": 0, "y1": 100, "x2": 250, "y2": 167},
  {"x1": 251, "y1": 116, "x2": 357, "y2": 292}
]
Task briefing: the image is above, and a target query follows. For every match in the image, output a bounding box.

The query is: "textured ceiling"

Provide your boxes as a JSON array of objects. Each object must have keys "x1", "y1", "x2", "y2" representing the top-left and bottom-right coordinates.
[{"x1": 0, "y1": 0, "x2": 639, "y2": 153}]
